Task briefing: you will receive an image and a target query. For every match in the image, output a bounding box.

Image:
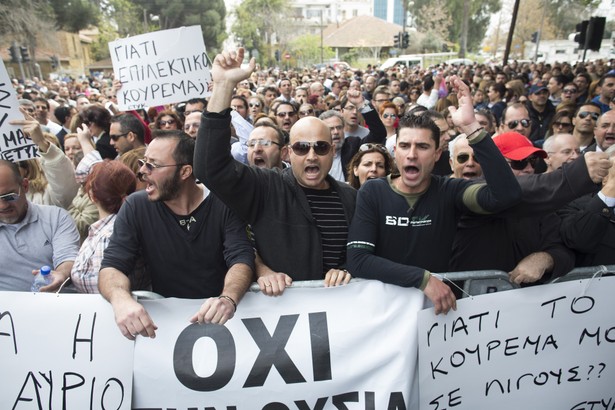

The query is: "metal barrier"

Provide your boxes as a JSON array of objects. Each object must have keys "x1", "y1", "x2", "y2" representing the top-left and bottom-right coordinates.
[
  {"x1": 438, "y1": 270, "x2": 518, "y2": 298},
  {"x1": 550, "y1": 265, "x2": 615, "y2": 283}
]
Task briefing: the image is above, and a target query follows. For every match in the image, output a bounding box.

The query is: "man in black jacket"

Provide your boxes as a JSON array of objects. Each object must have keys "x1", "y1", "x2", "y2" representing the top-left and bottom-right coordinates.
[{"x1": 195, "y1": 48, "x2": 355, "y2": 297}]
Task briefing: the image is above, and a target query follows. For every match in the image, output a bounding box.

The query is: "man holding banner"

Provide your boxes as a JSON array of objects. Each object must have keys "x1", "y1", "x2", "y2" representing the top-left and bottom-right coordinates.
[
  {"x1": 347, "y1": 76, "x2": 523, "y2": 315},
  {"x1": 195, "y1": 48, "x2": 354, "y2": 295},
  {"x1": 98, "y1": 131, "x2": 255, "y2": 340}
]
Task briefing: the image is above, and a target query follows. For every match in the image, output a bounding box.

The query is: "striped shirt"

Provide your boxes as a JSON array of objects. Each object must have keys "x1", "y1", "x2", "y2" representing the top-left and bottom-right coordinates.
[{"x1": 302, "y1": 186, "x2": 348, "y2": 274}]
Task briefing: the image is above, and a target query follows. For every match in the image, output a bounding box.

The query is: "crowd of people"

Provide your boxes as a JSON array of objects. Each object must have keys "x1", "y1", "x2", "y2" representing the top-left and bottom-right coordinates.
[{"x1": 1, "y1": 46, "x2": 614, "y2": 337}]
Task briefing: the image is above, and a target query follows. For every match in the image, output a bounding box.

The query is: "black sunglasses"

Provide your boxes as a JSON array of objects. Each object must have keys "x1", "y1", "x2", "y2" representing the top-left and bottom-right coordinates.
[
  {"x1": 509, "y1": 155, "x2": 540, "y2": 170},
  {"x1": 290, "y1": 141, "x2": 332, "y2": 156},
  {"x1": 456, "y1": 153, "x2": 478, "y2": 164},
  {"x1": 110, "y1": 132, "x2": 129, "y2": 141},
  {"x1": 249, "y1": 102, "x2": 261, "y2": 108},
  {"x1": 506, "y1": 119, "x2": 531, "y2": 129},
  {"x1": 578, "y1": 111, "x2": 599, "y2": 121}
]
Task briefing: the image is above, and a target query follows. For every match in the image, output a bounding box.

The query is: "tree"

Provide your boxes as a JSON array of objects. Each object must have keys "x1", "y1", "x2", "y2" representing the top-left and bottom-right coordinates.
[
  {"x1": 232, "y1": 0, "x2": 292, "y2": 66},
  {"x1": 49, "y1": 0, "x2": 100, "y2": 32},
  {"x1": 545, "y1": 0, "x2": 601, "y2": 39},
  {"x1": 289, "y1": 34, "x2": 334, "y2": 66},
  {"x1": 131, "y1": 0, "x2": 227, "y2": 51},
  {"x1": 408, "y1": 0, "x2": 501, "y2": 52}
]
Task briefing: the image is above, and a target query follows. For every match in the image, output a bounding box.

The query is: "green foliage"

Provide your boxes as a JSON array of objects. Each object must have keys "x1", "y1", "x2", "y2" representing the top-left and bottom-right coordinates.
[
  {"x1": 341, "y1": 49, "x2": 360, "y2": 65},
  {"x1": 131, "y1": 0, "x2": 227, "y2": 51},
  {"x1": 232, "y1": 0, "x2": 291, "y2": 63},
  {"x1": 545, "y1": 0, "x2": 602, "y2": 38},
  {"x1": 49, "y1": 0, "x2": 100, "y2": 32},
  {"x1": 409, "y1": 0, "x2": 501, "y2": 52},
  {"x1": 0, "y1": 0, "x2": 55, "y2": 38},
  {"x1": 289, "y1": 34, "x2": 334, "y2": 66}
]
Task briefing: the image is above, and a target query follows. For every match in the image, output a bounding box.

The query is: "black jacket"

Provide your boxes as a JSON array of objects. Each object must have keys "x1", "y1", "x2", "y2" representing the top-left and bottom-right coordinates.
[{"x1": 195, "y1": 110, "x2": 357, "y2": 281}]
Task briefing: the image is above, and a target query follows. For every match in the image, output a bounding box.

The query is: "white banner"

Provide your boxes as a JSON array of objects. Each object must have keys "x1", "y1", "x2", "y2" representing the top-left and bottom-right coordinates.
[
  {"x1": 109, "y1": 25, "x2": 212, "y2": 111},
  {"x1": 0, "y1": 292, "x2": 134, "y2": 409},
  {"x1": 133, "y1": 280, "x2": 425, "y2": 409},
  {"x1": 418, "y1": 276, "x2": 615, "y2": 410},
  {"x1": 0, "y1": 61, "x2": 38, "y2": 162}
]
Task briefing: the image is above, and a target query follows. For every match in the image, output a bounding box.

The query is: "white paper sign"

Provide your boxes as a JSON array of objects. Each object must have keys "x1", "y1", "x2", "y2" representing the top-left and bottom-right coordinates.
[
  {"x1": 418, "y1": 277, "x2": 615, "y2": 410},
  {"x1": 132, "y1": 280, "x2": 425, "y2": 409},
  {"x1": 0, "y1": 61, "x2": 38, "y2": 162},
  {"x1": 0, "y1": 292, "x2": 134, "y2": 409},
  {"x1": 109, "y1": 26, "x2": 212, "y2": 110}
]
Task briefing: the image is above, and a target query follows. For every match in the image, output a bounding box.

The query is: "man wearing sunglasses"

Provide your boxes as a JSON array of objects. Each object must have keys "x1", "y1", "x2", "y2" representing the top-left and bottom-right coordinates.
[
  {"x1": 573, "y1": 103, "x2": 602, "y2": 151},
  {"x1": 498, "y1": 103, "x2": 531, "y2": 139},
  {"x1": 196, "y1": 48, "x2": 355, "y2": 296},
  {"x1": 109, "y1": 113, "x2": 146, "y2": 156},
  {"x1": 448, "y1": 132, "x2": 578, "y2": 286},
  {"x1": 526, "y1": 81, "x2": 555, "y2": 143},
  {"x1": 99, "y1": 131, "x2": 255, "y2": 340},
  {"x1": 0, "y1": 160, "x2": 79, "y2": 292},
  {"x1": 585, "y1": 110, "x2": 615, "y2": 153}
]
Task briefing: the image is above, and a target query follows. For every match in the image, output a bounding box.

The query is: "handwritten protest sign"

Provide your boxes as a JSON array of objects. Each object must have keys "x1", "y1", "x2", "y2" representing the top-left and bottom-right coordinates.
[
  {"x1": 418, "y1": 276, "x2": 615, "y2": 409},
  {"x1": 0, "y1": 61, "x2": 38, "y2": 162},
  {"x1": 109, "y1": 25, "x2": 212, "y2": 111},
  {"x1": 132, "y1": 280, "x2": 425, "y2": 409},
  {"x1": 0, "y1": 292, "x2": 134, "y2": 409}
]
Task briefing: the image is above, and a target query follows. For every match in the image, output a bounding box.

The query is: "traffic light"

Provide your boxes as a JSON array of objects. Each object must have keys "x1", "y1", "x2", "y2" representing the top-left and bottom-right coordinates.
[
  {"x1": 274, "y1": 49, "x2": 280, "y2": 62},
  {"x1": 574, "y1": 20, "x2": 589, "y2": 48},
  {"x1": 402, "y1": 32, "x2": 409, "y2": 48},
  {"x1": 20, "y1": 46, "x2": 30, "y2": 62},
  {"x1": 531, "y1": 31, "x2": 538, "y2": 43},
  {"x1": 394, "y1": 33, "x2": 401, "y2": 48},
  {"x1": 9, "y1": 45, "x2": 20, "y2": 63},
  {"x1": 50, "y1": 55, "x2": 59, "y2": 69},
  {"x1": 586, "y1": 16, "x2": 606, "y2": 51}
]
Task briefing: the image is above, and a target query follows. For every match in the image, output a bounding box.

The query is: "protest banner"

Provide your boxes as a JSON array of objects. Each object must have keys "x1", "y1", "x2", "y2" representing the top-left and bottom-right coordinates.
[
  {"x1": 418, "y1": 276, "x2": 615, "y2": 410},
  {"x1": 0, "y1": 61, "x2": 38, "y2": 162},
  {"x1": 109, "y1": 25, "x2": 212, "y2": 111},
  {"x1": 132, "y1": 280, "x2": 425, "y2": 409},
  {"x1": 0, "y1": 292, "x2": 134, "y2": 409}
]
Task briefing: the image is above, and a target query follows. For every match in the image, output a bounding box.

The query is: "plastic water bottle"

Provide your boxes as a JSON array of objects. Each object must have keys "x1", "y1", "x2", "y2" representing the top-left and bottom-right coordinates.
[{"x1": 31, "y1": 265, "x2": 52, "y2": 292}]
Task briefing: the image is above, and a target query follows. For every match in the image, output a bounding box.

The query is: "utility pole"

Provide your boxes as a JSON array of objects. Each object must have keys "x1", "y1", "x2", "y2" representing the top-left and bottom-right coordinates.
[{"x1": 503, "y1": 0, "x2": 521, "y2": 65}]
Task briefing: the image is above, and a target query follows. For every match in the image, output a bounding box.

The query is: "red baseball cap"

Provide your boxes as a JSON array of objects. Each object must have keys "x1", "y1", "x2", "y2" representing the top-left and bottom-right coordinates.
[{"x1": 493, "y1": 132, "x2": 547, "y2": 160}]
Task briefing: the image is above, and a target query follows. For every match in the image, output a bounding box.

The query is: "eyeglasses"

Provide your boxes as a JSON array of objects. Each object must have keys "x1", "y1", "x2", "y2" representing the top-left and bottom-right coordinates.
[
  {"x1": 562, "y1": 88, "x2": 576, "y2": 94},
  {"x1": 184, "y1": 110, "x2": 203, "y2": 116},
  {"x1": 506, "y1": 119, "x2": 531, "y2": 129},
  {"x1": 382, "y1": 113, "x2": 397, "y2": 119},
  {"x1": 246, "y1": 139, "x2": 281, "y2": 148},
  {"x1": 159, "y1": 119, "x2": 176, "y2": 126},
  {"x1": 343, "y1": 106, "x2": 358, "y2": 112},
  {"x1": 456, "y1": 153, "x2": 478, "y2": 164},
  {"x1": 359, "y1": 143, "x2": 387, "y2": 153},
  {"x1": 290, "y1": 141, "x2": 332, "y2": 156},
  {"x1": 374, "y1": 99, "x2": 389, "y2": 104},
  {"x1": 276, "y1": 111, "x2": 296, "y2": 118},
  {"x1": 110, "y1": 132, "x2": 130, "y2": 141},
  {"x1": 249, "y1": 102, "x2": 261, "y2": 108},
  {"x1": 509, "y1": 155, "x2": 540, "y2": 170},
  {"x1": 554, "y1": 121, "x2": 572, "y2": 128},
  {"x1": 299, "y1": 109, "x2": 314, "y2": 116},
  {"x1": 138, "y1": 159, "x2": 186, "y2": 173},
  {"x1": 0, "y1": 187, "x2": 21, "y2": 202},
  {"x1": 578, "y1": 111, "x2": 599, "y2": 121}
]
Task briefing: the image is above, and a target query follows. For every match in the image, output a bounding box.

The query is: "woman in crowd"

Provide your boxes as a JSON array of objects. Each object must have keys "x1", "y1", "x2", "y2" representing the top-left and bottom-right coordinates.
[
  {"x1": 347, "y1": 143, "x2": 394, "y2": 190},
  {"x1": 70, "y1": 160, "x2": 137, "y2": 293},
  {"x1": 546, "y1": 110, "x2": 574, "y2": 139},
  {"x1": 63, "y1": 134, "x2": 84, "y2": 168},
  {"x1": 298, "y1": 103, "x2": 316, "y2": 119},
  {"x1": 379, "y1": 102, "x2": 399, "y2": 156},
  {"x1": 248, "y1": 95, "x2": 265, "y2": 122},
  {"x1": 153, "y1": 110, "x2": 182, "y2": 131}
]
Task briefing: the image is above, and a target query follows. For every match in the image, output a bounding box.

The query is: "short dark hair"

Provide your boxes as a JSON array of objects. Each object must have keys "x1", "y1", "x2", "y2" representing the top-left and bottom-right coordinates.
[
  {"x1": 423, "y1": 75, "x2": 435, "y2": 92},
  {"x1": 252, "y1": 123, "x2": 286, "y2": 146},
  {"x1": 0, "y1": 159, "x2": 23, "y2": 184},
  {"x1": 574, "y1": 102, "x2": 602, "y2": 117},
  {"x1": 491, "y1": 83, "x2": 507, "y2": 99},
  {"x1": 33, "y1": 97, "x2": 49, "y2": 109},
  {"x1": 110, "y1": 113, "x2": 145, "y2": 144},
  {"x1": 275, "y1": 101, "x2": 297, "y2": 114},
  {"x1": 231, "y1": 95, "x2": 248, "y2": 110},
  {"x1": 54, "y1": 106, "x2": 72, "y2": 124},
  {"x1": 153, "y1": 130, "x2": 195, "y2": 168},
  {"x1": 80, "y1": 105, "x2": 111, "y2": 131},
  {"x1": 501, "y1": 102, "x2": 529, "y2": 124},
  {"x1": 185, "y1": 98, "x2": 207, "y2": 109},
  {"x1": 598, "y1": 73, "x2": 615, "y2": 87},
  {"x1": 398, "y1": 113, "x2": 442, "y2": 148}
]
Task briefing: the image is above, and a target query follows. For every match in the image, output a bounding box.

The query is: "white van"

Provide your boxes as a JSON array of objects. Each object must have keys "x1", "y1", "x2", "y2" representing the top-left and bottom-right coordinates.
[{"x1": 380, "y1": 55, "x2": 423, "y2": 70}]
